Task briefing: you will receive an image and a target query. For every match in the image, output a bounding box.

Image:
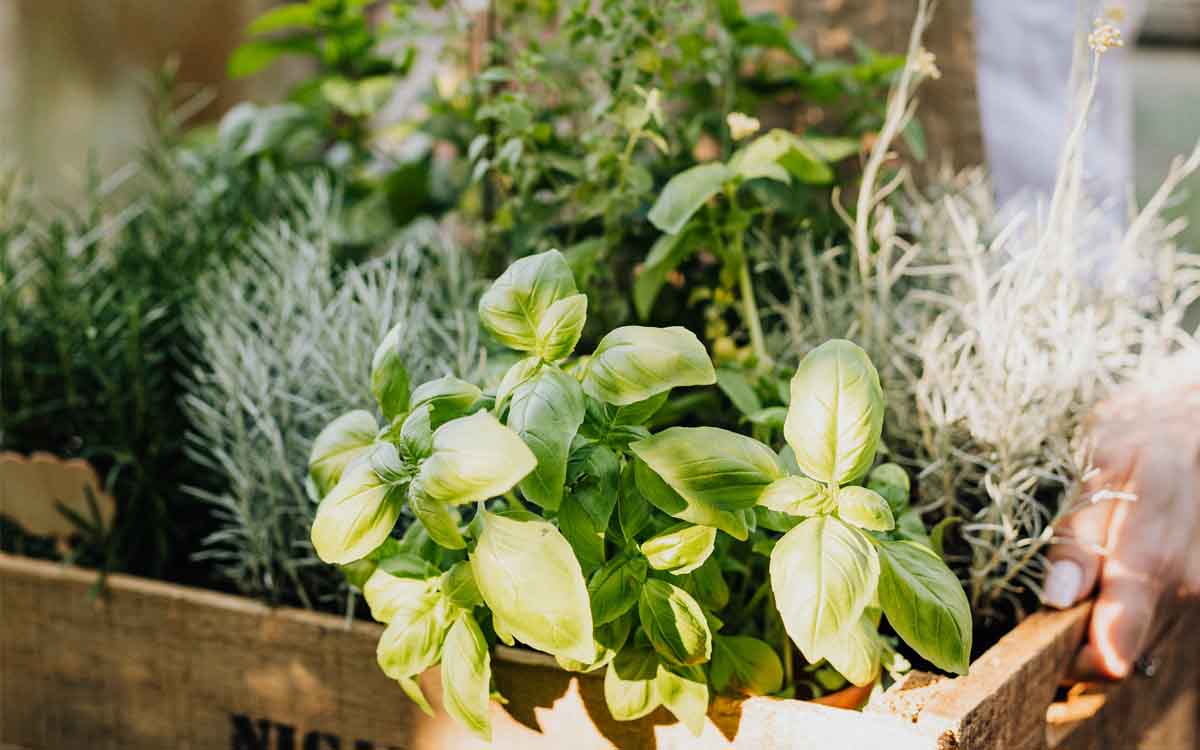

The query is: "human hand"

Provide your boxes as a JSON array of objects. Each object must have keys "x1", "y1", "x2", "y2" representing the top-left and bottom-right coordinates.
[{"x1": 1042, "y1": 385, "x2": 1200, "y2": 679}]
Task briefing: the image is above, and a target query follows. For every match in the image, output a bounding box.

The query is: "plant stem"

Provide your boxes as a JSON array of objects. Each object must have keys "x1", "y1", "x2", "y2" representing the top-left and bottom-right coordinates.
[
  {"x1": 504, "y1": 490, "x2": 526, "y2": 512},
  {"x1": 738, "y1": 260, "x2": 771, "y2": 371}
]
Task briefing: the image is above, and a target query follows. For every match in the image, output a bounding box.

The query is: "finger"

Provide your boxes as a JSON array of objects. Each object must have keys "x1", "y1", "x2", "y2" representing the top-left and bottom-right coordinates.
[{"x1": 1043, "y1": 496, "x2": 1114, "y2": 609}]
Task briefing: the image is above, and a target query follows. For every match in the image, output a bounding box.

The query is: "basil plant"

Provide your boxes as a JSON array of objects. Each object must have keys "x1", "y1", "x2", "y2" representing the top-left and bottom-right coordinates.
[{"x1": 307, "y1": 250, "x2": 971, "y2": 740}]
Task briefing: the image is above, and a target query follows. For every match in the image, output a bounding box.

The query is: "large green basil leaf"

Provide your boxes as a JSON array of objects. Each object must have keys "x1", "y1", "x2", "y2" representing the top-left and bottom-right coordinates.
[
  {"x1": 588, "y1": 554, "x2": 648, "y2": 626},
  {"x1": 558, "y1": 497, "x2": 606, "y2": 574},
  {"x1": 837, "y1": 486, "x2": 895, "y2": 531},
  {"x1": 656, "y1": 664, "x2": 709, "y2": 736},
  {"x1": 308, "y1": 410, "x2": 379, "y2": 498},
  {"x1": 633, "y1": 458, "x2": 749, "y2": 540},
  {"x1": 371, "y1": 323, "x2": 411, "y2": 421},
  {"x1": 478, "y1": 249, "x2": 578, "y2": 352},
  {"x1": 680, "y1": 557, "x2": 730, "y2": 611},
  {"x1": 821, "y1": 616, "x2": 882, "y2": 687},
  {"x1": 769, "y1": 515, "x2": 879, "y2": 661},
  {"x1": 376, "y1": 585, "x2": 449, "y2": 681},
  {"x1": 311, "y1": 446, "x2": 404, "y2": 565},
  {"x1": 441, "y1": 613, "x2": 493, "y2": 742},
  {"x1": 410, "y1": 376, "x2": 483, "y2": 428},
  {"x1": 638, "y1": 579, "x2": 712, "y2": 666},
  {"x1": 647, "y1": 162, "x2": 733, "y2": 235},
  {"x1": 784, "y1": 339, "x2": 884, "y2": 484},
  {"x1": 535, "y1": 293, "x2": 587, "y2": 362},
  {"x1": 710, "y1": 635, "x2": 783, "y2": 696},
  {"x1": 409, "y1": 490, "x2": 465, "y2": 550},
  {"x1": 867, "y1": 463, "x2": 911, "y2": 515},
  {"x1": 631, "y1": 427, "x2": 782, "y2": 512},
  {"x1": 363, "y1": 568, "x2": 434, "y2": 624},
  {"x1": 582, "y1": 326, "x2": 716, "y2": 406},
  {"x1": 505, "y1": 367, "x2": 585, "y2": 511},
  {"x1": 617, "y1": 461, "x2": 652, "y2": 541},
  {"x1": 566, "y1": 443, "x2": 620, "y2": 528},
  {"x1": 640, "y1": 524, "x2": 716, "y2": 576},
  {"x1": 470, "y1": 510, "x2": 595, "y2": 662},
  {"x1": 756, "y1": 475, "x2": 831, "y2": 517},
  {"x1": 604, "y1": 644, "x2": 661, "y2": 721},
  {"x1": 413, "y1": 411, "x2": 536, "y2": 506},
  {"x1": 876, "y1": 540, "x2": 972, "y2": 675}
]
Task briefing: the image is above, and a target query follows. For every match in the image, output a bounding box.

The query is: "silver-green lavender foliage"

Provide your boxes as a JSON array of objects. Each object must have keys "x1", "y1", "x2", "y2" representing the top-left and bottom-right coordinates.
[
  {"x1": 765, "y1": 14, "x2": 1200, "y2": 622},
  {"x1": 183, "y1": 179, "x2": 483, "y2": 609}
]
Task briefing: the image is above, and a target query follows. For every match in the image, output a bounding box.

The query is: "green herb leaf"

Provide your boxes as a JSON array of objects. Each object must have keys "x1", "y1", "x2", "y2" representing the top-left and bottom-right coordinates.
[
  {"x1": 506, "y1": 367, "x2": 585, "y2": 511},
  {"x1": 478, "y1": 249, "x2": 578, "y2": 352},
  {"x1": 638, "y1": 579, "x2": 712, "y2": 666},
  {"x1": 604, "y1": 644, "x2": 661, "y2": 721},
  {"x1": 441, "y1": 613, "x2": 493, "y2": 742},
  {"x1": 876, "y1": 540, "x2": 972, "y2": 675},
  {"x1": 679, "y1": 557, "x2": 730, "y2": 610},
  {"x1": 715, "y1": 367, "x2": 763, "y2": 418},
  {"x1": 769, "y1": 515, "x2": 879, "y2": 661},
  {"x1": 371, "y1": 323, "x2": 411, "y2": 421},
  {"x1": 311, "y1": 446, "x2": 404, "y2": 565},
  {"x1": 867, "y1": 463, "x2": 911, "y2": 515},
  {"x1": 582, "y1": 326, "x2": 716, "y2": 406},
  {"x1": 784, "y1": 339, "x2": 884, "y2": 484},
  {"x1": 376, "y1": 585, "x2": 449, "y2": 682},
  {"x1": 470, "y1": 510, "x2": 595, "y2": 663},
  {"x1": 837, "y1": 486, "x2": 895, "y2": 531},
  {"x1": 647, "y1": 162, "x2": 733, "y2": 235},
  {"x1": 535, "y1": 294, "x2": 587, "y2": 362},
  {"x1": 411, "y1": 376, "x2": 484, "y2": 428},
  {"x1": 728, "y1": 130, "x2": 795, "y2": 183},
  {"x1": 408, "y1": 489, "x2": 465, "y2": 550},
  {"x1": 656, "y1": 663, "x2": 709, "y2": 736},
  {"x1": 711, "y1": 635, "x2": 784, "y2": 696},
  {"x1": 634, "y1": 230, "x2": 698, "y2": 320},
  {"x1": 820, "y1": 616, "x2": 882, "y2": 687},
  {"x1": 617, "y1": 462, "x2": 652, "y2": 541},
  {"x1": 588, "y1": 554, "x2": 648, "y2": 626},
  {"x1": 308, "y1": 410, "x2": 379, "y2": 498},
  {"x1": 640, "y1": 524, "x2": 716, "y2": 575},
  {"x1": 631, "y1": 427, "x2": 782, "y2": 512},
  {"x1": 442, "y1": 561, "x2": 483, "y2": 610},
  {"x1": 363, "y1": 568, "x2": 435, "y2": 624},
  {"x1": 558, "y1": 497, "x2": 606, "y2": 574},
  {"x1": 397, "y1": 676, "x2": 434, "y2": 717},
  {"x1": 756, "y1": 475, "x2": 830, "y2": 517},
  {"x1": 413, "y1": 412, "x2": 536, "y2": 506},
  {"x1": 246, "y1": 3, "x2": 318, "y2": 35},
  {"x1": 633, "y1": 457, "x2": 749, "y2": 540}
]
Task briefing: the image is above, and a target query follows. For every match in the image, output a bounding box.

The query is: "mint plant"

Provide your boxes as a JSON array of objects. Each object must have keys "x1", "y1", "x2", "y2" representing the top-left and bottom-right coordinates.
[{"x1": 307, "y1": 250, "x2": 970, "y2": 739}]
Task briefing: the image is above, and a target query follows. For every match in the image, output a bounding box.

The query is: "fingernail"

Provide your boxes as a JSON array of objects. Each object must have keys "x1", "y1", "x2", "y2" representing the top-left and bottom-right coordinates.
[{"x1": 1042, "y1": 560, "x2": 1083, "y2": 608}]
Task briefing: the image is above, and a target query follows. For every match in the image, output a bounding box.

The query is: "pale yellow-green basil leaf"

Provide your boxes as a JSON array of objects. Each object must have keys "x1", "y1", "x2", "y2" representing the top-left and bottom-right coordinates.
[
  {"x1": 604, "y1": 644, "x2": 661, "y2": 721},
  {"x1": 876, "y1": 540, "x2": 972, "y2": 675},
  {"x1": 506, "y1": 367, "x2": 585, "y2": 511},
  {"x1": 819, "y1": 616, "x2": 882, "y2": 687},
  {"x1": 647, "y1": 162, "x2": 733, "y2": 235},
  {"x1": 478, "y1": 250, "x2": 578, "y2": 352},
  {"x1": 728, "y1": 129, "x2": 797, "y2": 183},
  {"x1": 311, "y1": 447, "x2": 404, "y2": 565},
  {"x1": 656, "y1": 664, "x2": 709, "y2": 736},
  {"x1": 441, "y1": 613, "x2": 493, "y2": 741},
  {"x1": 371, "y1": 323, "x2": 411, "y2": 421},
  {"x1": 397, "y1": 675, "x2": 434, "y2": 717},
  {"x1": 494, "y1": 356, "x2": 542, "y2": 412},
  {"x1": 557, "y1": 614, "x2": 632, "y2": 674},
  {"x1": 363, "y1": 568, "x2": 434, "y2": 624},
  {"x1": 633, "y1": 458, "x2": 749, "y2": 540},
  {"x1": 376, "y1": 586, "x2": 448, "y2": 680},
  {"x1": 710, "y1": 635, "x2": 783, "y2": 696},
  {"x1": 410, "y1": 376, "x2": 483, "y2": 428},
  {"x1": 756, "y1": 475, "x2": 831, "y2": 517},
  {"x1": 769, "y1": 515, "x2": 879, "y2": 661},
  {"x1": 470, "y1": 510, "x2": 594, "y2": 662},
  {"x1": 397, "y1": 404, "x2": 433, "y2": 460},
  {"x1": 409, "y1": 490, "x2": 465, "y2": 550},
  {"x1": 631, "y1": 427, "x2": 782, "y2": 512},
  {"x1": 413, "y1": 412, "x2": 536, "y2": 506},
  {"x1": 837, "y1": 486, "x2": 895, "y2": 531},
  {"x1": 640, "y1": 524, "x2": 716, "y2": 575},
  {"x1": 638, "y1": 579, "x2": 712, "y2": 666},
  {"x1": 784, "y1": 339, "x2": 884, "y2": 484},
  {"x1": 535, "y1": 293, "x2": 587, "y2": 362},
  {"x1": 308, "y1": 410, "x2": 379, "y2": 498},
  {"x1": 582, "y1": 326, "x2": 716, "y2": 406},
  {"x1": 441, "y1": 561, "x2": 482, "y2": 611},
  {"x1": 867, "y1": 463, "x2": 911, "y2": 515}
]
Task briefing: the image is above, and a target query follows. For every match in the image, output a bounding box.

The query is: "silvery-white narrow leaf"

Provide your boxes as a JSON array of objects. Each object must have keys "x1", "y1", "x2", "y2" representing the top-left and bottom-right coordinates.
[
  {"x1": 441, "y1": 613, "x2": 493, "y2": 741},
  {"x1": 376, "y1": 586, "x2": 448, "y2": 680},
  {"x1": 311, "y1": 446, "x2": 404, "y2": 565},
  {"x1": 638, "y1": 579, "x2": 712, "y2": 666},
  {"x1": 630, "y1": 426, "x2": 782, "y2": 512},
  {"x1": 505, "y1": 367, "x2": 585, "y2": 510},
  {"x1": 413, "y1": 411, "x2": 536, "y2": 505},
  {"x1": 478, "y1": 250, "x2": 577, "y2": 352},
  {"x1": 656, "y1": 664, "x2": 708, "y2": 736},
  {"x1": 640, "y1": 524, "x2": 716, "y2": 575},
  {"x1": 756, "y1": 475, "x2": 831, "y2": 517},
  {"x1": 371, "y1": 323, "x2": 411, "y2": 421},
  {"x1": 535, "y1": 293, "x2": 587, "y2": 362},
  {"x1": 605, "y1": 645, "x2": 661, "y2": 721},
  {"x1": 867, "y1": 463, "x2": 911, "y2": 515},
  {"x1": 820, "y1": 616, "x2": 882, "y2": 687},
  {"x1": 308, "y1": 410, "x2": 379, "y2": 497},
  {"x1": 582, "y1": 326, "x2": 716, "y2": 406},
  {"x1": 470, "y1": 510, "x2": 594, "y2": 662},
  {"x1": 784, "y1": 339, "x2": 884, "y2": 484},
  {"x1": 769, "y1": 515, "x2": 879, "y2": 661},
  {"x1": 876, "y1": 540, "x2": 972, "y2": 675},
  {"x1": 837, "y1": 486, "x2": 895, "y2": 531},
  {"x1": 363, "y1": 568, "x2": 434, "y2": 624}
]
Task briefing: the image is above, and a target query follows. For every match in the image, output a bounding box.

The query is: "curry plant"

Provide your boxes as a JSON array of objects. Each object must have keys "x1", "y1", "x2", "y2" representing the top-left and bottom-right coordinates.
[{"x1": 307, "y1": 250, "x2": 970, "y2": 740}]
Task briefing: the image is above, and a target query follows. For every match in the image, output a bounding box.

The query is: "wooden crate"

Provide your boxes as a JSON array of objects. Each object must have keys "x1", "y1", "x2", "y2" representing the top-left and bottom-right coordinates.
[{"x1": 0, "y1": 552, "x2": 1195, "y2": 750}]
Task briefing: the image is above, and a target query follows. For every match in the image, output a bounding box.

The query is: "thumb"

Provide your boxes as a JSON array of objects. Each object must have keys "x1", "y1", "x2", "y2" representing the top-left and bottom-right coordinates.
[{"x1": 1043, "y1": 494, "x2": 1114, "y2": 609}]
